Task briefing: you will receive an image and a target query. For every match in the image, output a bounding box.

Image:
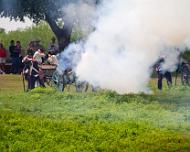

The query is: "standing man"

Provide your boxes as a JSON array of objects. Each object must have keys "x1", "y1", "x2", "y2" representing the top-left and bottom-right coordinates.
[
  {"x1": 33, "y1": 48, "x2": 46, "y2": 88},
  {"x1": 9, "y1": 40, "x2": 21, "y2": 74},
  {"x1": 155, "y1": 58, "x2": 172, "y2": 90},
  {"x1": 47, "y1": 51, "x2": 58, "y2": 65},
  {"x1": 33, "y1": 48, "x2": 46, "y2": 64}
]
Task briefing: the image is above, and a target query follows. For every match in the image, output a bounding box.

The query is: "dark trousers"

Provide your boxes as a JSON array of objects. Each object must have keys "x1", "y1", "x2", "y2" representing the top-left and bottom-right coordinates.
[
  {"x1": 11, "y1": 57, "x2": 20, "y2": 74},
  {"x1": 157, "y1": 71, "x2": 172, "y2": 90},
  {"x1": 28, "y1": 76, "x2": 45, "y2": 90},
  {"x1": 28, "y1": 76, "x2": 38, "y2": 90},
  {"x1": 38, "y1": 78, "x2": 46, "y2": 88}
]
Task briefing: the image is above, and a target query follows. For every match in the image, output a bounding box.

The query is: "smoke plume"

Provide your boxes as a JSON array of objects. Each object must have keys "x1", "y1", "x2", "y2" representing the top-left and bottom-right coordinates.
[
  {"x1": 62, "y1": 1, "x2": 96, "y2": 36},
  {"x1": 57, "y1": 1, "x2": 96, "y2": 73},
  {"x1": 57, "y1": 41, "x2": 84, "y2": 73},
  {"x1": 70, "y1": 0, "x2": 190, "y2": 94}
]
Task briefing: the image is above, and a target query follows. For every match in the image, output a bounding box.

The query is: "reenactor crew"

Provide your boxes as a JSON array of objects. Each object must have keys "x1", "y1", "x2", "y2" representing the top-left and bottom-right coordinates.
[{"x1": 155, "y1": 58, "x2": 172, "y2": 90}]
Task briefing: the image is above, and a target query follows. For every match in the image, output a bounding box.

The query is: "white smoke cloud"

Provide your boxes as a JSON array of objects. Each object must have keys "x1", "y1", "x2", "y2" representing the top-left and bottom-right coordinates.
[
  {"x1": 73, "y1": 0, "x2": 190, "y2": 94},
  {"x1": 57, "y1": 1, "x2": 96, "y2": 74},
  {"x1": 57, "y1": 41, "x2": 84, "y2": 73},
  {"x1": 62, "y1": 1, "x2": 96, "y2": 36}
]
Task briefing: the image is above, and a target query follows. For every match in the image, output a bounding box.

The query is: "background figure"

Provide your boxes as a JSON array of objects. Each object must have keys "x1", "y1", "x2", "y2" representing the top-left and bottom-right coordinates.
[
  {"x1": 47, "y1": 51, "x2": 58, "y2": 65},
  {"x1": 48, "y1": 37, "x2": 59, "y2": 54},
  {"x1": 9, "y1": 40, "x2": 21, "y2": 74},
  {"x1": 156, "y1": 58, "x2": 172, "y2": 90},
  {"x1": 33, "y1": 48, "x2": 45, "y2": 64},
  {"x1": 0, "y1": 43, "x2": 7, "y2": 74}
]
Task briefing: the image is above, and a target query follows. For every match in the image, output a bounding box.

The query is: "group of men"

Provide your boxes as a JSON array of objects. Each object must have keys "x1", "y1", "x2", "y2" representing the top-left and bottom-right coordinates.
[
  {"x1": 22, "y1": 38, "x2": 59, "y2": 91},
  {"x1": 9, "y1": 40, "x2": 22, "y2": 74},
  {"x1": 0, "y1": 37, "x2": 59, "y2": 91},
  {"x1": 0, "y1": 42, "x2": 7, "y2": 74}
]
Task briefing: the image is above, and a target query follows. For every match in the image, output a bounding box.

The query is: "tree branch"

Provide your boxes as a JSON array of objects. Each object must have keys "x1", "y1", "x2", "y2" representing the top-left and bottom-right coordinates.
[{"x1": 45, "y1": 13, "x2": 62, "y2": 36}]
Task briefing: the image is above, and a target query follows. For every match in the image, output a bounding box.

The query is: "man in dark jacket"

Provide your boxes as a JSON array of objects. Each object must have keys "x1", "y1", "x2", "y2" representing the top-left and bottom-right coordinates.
[{"x1": 9, "y1": 40, "x2": 21, "y2": 74}]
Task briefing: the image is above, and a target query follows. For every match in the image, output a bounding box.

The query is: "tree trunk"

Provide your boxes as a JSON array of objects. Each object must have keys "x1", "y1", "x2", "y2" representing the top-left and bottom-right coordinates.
[
  {"x1": 45, "y1": 14, "x2": 73, "y2": 52},
  {"x1": 57, "y1": 35, "x2": 71, "y2": 51}
]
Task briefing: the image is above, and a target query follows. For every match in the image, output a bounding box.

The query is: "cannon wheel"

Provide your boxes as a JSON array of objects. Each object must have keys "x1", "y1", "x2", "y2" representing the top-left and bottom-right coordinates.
[
  {"x1": 51, "y1": 71, "x2": 64, "y2": 91},
  {"x1": 181, "y1": 64, "x2": 190, "y2": 86},
  {"x1": 51, "y1": 70, "x2": 90, "y2": 92}
]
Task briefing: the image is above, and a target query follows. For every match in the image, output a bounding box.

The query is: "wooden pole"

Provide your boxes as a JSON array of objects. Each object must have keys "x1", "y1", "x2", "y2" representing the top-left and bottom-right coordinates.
[{"x1": 21, "y1": 72, "x2": 26, "y2": 92}]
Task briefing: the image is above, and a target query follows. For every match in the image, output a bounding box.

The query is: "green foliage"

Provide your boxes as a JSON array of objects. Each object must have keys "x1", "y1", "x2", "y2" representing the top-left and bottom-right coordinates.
[
  {"x1": 0, "y1": 0, "x2": 98, "y2": 22},
  {"x1": 0, "y1": 0, "x2": 99, "y2": 51},
  {"x1": 0, "y1": 0, "x2": 62, "y2": 22},
  {"x1": 0, "y1": 22, "x2": 85, "y2": 55},
  {"x1": 0, "y1": 28, "x2": 5, "y2": 34},
  {"x1": 0, "y1": 22, "x2": 54, "y2": 54}
]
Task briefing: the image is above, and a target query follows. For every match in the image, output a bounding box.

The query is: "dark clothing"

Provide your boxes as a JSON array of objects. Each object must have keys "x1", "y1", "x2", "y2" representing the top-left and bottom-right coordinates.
[
  {"x1": 157, "y1": 71, "x2": 172, "y2": 90},
  {"x1": 156, "y1": 58, "x2": 172, "y2": 90},
  {"x1": 29, "y1": 75, "x2": 39, "y2": 90},
  {"x1": 9, "y1": 45, "x2": 21, "y2": 74},
  {"x1": 15, "y1": 45, "x2": 21, "y2": 56},
  {"x1": 9, "y1": 45, "x2": 15, "y2": 57},
  {"x1": 9, "y1": 45, "x2": 20, "y2": 58},
  {"x1": 23, "y1": 60, "x2": 45, "y2": 90},
  {"x1": 27, "y1": 49, "x2": 34, "y2": 56},
  {"x1": 11, "y1": 57, "x2": 20, "y2": 74}
]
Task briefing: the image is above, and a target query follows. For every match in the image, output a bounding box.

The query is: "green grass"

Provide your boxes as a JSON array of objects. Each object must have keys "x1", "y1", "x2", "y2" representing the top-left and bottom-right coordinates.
[
  {"x1": 1, "y1": 112, "x2": 190, "y2": 152},
  {"x1": 0, "y1": 75, "x2": 190, "y2": 151}
]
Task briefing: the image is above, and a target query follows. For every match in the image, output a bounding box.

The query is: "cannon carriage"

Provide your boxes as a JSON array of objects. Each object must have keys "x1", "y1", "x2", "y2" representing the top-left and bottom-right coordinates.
[
  {"x1": 51, "y1": 68, "x2": 89, "y2": 92},
  {"x1": 22, "y1": 61, "x2": 90, "y2": 92},
  {"x1": 41, "y1": 64, "x2": 57, "y2": 86}
]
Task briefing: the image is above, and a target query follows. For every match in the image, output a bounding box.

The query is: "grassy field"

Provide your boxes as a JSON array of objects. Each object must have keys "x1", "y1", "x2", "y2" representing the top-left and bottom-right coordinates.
[{"x1": 0, "y1": 75, "x2": 190, "y2": 151}]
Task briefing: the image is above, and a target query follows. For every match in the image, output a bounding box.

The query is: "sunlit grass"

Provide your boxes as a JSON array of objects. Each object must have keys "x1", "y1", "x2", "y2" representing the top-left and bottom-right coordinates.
[{"x1": 0, "y1": 74, "x2": 23, "y2": 94}]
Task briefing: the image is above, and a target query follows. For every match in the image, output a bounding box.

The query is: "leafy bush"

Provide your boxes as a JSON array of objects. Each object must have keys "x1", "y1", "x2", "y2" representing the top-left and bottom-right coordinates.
[{"x1": 0, "y1": 22, "x2": 54, "y2": 54}]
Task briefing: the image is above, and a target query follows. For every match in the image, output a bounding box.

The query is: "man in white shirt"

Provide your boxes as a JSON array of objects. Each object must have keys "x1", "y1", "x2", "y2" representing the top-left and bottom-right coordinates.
[{"x1": 33, "y1": 49, "x2": 45, "y2": 64}]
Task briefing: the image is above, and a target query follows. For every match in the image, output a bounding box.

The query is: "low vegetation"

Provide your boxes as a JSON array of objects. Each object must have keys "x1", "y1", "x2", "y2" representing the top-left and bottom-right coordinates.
[
  {"x1": 0, "y1": 22, "x2": 85, "y2": 55},
  {"x1": 0, "y1": 75, "x2": 190, "y2": 151},
  {"x1": 0, "y1": 23, "x2": 54, "y2": 52}
]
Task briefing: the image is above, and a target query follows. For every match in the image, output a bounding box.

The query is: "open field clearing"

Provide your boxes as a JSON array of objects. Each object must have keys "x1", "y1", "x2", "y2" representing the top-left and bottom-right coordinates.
[{"x1": 0, "y1": 75, "x2": 190, "y2": 151}]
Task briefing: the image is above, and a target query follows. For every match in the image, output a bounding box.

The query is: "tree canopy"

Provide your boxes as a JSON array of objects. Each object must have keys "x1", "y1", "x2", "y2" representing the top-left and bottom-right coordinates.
[{"x1": 0, "y1": 0, "x2": 100, "y2": 50}]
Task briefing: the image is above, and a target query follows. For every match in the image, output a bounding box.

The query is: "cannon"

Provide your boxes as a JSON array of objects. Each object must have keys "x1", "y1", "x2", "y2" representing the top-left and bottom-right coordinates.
[{"x1": 51, "y1": 68, "x2": 89, "y2": 92}]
